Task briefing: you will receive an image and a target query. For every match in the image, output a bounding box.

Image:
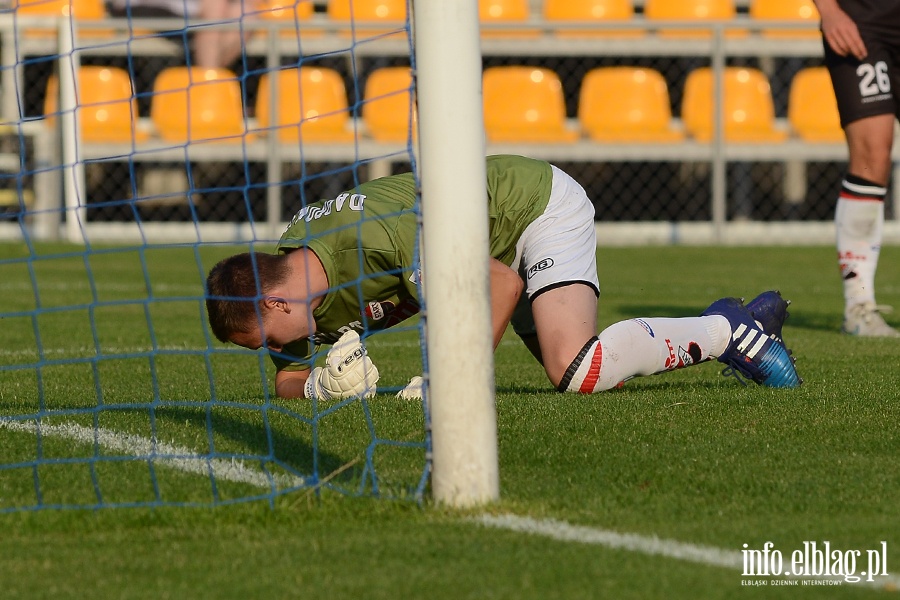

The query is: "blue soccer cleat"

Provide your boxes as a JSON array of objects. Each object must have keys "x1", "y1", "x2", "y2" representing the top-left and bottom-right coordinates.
[
  {"x1": 745, "y1": 290, "x2": 790, "y2": 343},
  {"x1": 702, "y1": 296, "x2": 802, "y2": 388}
]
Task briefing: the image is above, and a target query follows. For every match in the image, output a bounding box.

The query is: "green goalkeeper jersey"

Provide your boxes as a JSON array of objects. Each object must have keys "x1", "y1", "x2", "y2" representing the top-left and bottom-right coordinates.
[{"x1": 273, "y1": 154, "x2": 552, "y2": 370}]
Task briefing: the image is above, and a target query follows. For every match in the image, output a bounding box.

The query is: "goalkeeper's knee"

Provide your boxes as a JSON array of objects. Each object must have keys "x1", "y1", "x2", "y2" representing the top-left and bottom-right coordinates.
[
  {"x1": 556, "y1": 336, "x2": 625, "y2": 394},
  {"x1": 558, "y1": 336, "x2": 603, "y2": 393}
]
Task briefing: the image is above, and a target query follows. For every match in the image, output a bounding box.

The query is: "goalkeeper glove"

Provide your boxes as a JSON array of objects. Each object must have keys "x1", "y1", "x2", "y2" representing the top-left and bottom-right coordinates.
[
  {"x1": 396, "y1": 375, "x2": 424, "y2": 400},
  {"x1": 304, "y1": 330, "x2": 379, "y2": 400}
]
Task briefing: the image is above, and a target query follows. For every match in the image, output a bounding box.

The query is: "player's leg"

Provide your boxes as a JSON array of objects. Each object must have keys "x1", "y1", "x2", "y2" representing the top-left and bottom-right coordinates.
[
  {"x1": 838, "y1": 116, "x2": 898, "y2": 335},
  {"x1": 549, "y1": 292, "x2": 802, "y2": 393},
  {"x1": 826, "y1": 36, "x2": 900, "y2": 336},
  {"x1": 845, "y1": 115, "x2": 894, "y2": 185},
  {"x1": 529, "y1": 282, "x2": 598, "y2": 387},
  {"x1": 511, "y1": 293, "x2": 544, "y2": 365},
  {"x1": 509, "y1": 163, "x2": 599, "y2": 385},
  {"x1": 516, "y1": 164, "x2": 730, "y2": 392},
  {"x1": 193, "y1": 0, "x2": 247, "y2": 69},
  {"x1": 540, "y1": 291, "x2": 733, "y2": 393}
]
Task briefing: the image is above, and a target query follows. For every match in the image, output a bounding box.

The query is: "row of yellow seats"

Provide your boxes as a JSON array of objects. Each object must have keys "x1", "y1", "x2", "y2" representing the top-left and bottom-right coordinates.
[
  {"x1": 308, "y1": 0, "x2": 822, "y2": 38},
  {"x1": 482, "y1": 0, "x2": 821, "y2": 40},
  {"x1": 45, "y1": 63, "x2": 842, "y2": 146},
  {"x1": 13, "y1": 0, "x2": 401, "y2": 36},
  {"x1": 302, "y1": 0, "x2": 821, "y2": 40},
  {"x1": 546, "y1": 0, "x2": 819, "y2": 31},
  {"x1": 15, "y1": 0, "x2": 821, "y2": 39},
  {"x1": 44, "y1": 65, "x2": 414, "y2": 144},
  {"x1": 13, "y1": 0, "x2": 407, "y2": 38},
  {"x1": 484, "y1": 65, "x2": 840, "y2": 144}
]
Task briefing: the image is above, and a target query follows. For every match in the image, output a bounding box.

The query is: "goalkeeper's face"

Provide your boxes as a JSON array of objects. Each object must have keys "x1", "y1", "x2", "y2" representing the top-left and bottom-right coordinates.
[{"x1": 229, "y1": 297, "x2": 313, "y2": 353}]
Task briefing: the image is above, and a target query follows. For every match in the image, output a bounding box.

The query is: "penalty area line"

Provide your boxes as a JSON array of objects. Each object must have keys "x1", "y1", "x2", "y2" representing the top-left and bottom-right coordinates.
[
  {"x1": 0, "y1": 419, "x2": 306, "y2": 491},
  {"x1": 476, "y1": 514, "x2": 900, "y2": 591}
]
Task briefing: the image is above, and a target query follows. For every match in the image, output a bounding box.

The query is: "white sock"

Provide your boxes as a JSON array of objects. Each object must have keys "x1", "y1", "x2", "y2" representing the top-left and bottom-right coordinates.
[
  {"x1": 558, "y1": 315, "x2": 730, "y2": 393},
  {"x1": 836, "y1": 176, "x2": 886, "y2": 311}
]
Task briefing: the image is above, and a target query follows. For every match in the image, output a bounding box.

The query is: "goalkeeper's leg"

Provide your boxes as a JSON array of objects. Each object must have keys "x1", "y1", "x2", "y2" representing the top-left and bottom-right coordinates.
[
  {"x1": 531, "y1": 284, "x2": 731, "y2": 393},
  {"x1": 516, "y1": 163, "x2": 732, "y2": 392}
]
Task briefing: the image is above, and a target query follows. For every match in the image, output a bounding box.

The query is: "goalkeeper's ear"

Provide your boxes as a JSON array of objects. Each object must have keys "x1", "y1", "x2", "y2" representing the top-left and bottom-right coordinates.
[{"x1": 262, "y1": 295, "x2": 290, "y2": 313}]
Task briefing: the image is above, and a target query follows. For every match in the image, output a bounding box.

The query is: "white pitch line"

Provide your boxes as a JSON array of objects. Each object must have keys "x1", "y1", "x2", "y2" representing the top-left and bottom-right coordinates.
[
  {"x1": 5, "y1": 419, "x2": 895, "y2": 591},
  {"x1": 0, "y1": 419, "x2": 306, "y2": 491},
  {"x1": 478, "y1": 514, "x2": 900, "y2": 591},
  {"x1": 479, "y1": 513, "x2": 741, "y2": 568}
]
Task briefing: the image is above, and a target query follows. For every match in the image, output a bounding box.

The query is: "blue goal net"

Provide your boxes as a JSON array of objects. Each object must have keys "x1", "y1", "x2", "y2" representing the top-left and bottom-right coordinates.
[{"x1": 0, "y1": 0, "x2": 429, "y2": 510}]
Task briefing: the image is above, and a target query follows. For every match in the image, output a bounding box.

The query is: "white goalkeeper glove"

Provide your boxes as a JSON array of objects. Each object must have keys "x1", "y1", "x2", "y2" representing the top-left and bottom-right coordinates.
[
  {"x1": 396, "y1": 375, "x2": 424, "y2": 400},
  {"x1": 304, "y1": 330, "x2": 380, "y2": 400}
]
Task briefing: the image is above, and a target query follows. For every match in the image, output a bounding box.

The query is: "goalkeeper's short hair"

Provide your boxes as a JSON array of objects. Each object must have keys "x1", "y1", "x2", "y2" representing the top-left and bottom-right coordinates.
[{"x1": 205, "y1": 252, "x2": 292, "y2": 342}]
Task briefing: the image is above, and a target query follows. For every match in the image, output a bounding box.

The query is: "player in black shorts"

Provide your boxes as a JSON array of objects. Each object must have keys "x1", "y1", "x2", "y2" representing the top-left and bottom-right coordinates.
[{"x1": 814, "y1": 0, "x2": 900, "y2": 336}]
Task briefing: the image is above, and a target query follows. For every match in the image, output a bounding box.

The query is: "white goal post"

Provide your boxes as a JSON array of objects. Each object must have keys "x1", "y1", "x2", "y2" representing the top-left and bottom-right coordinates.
[{"x1": 413, "y1": 0, "x2": 500, "y2": 507}]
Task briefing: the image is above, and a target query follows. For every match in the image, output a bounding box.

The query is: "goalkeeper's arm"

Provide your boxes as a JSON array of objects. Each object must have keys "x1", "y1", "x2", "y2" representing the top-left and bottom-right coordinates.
[
  {"x1": 275, "y1": 330, "x2": 380, "y2": 400},
  {"x1": 490, "y1": 258, "x2": 524, "y2": 348},
  {"x1": 396, "y1": 260, "x2": 521, "y2": 402},
  {"x1": 275, "y1": 369, "x2": 310, "y2": 399}
]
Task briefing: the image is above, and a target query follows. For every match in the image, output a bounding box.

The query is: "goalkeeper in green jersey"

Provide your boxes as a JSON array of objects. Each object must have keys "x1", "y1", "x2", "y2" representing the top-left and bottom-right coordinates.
[{"x1": 206, "y1": 155, "x2": 800, "y2": 400}]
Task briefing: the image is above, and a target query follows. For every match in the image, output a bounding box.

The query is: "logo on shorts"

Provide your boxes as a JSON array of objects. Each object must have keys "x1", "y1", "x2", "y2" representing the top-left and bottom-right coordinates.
[{"x1": 527, "y1": 258, "x2": 554, "y2": 279}]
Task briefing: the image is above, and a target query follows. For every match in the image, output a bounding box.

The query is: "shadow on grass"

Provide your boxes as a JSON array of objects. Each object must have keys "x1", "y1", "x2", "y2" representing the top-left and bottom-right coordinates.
[{"x1": 153, "y1": 405, "x2": 358, "y2": 491}]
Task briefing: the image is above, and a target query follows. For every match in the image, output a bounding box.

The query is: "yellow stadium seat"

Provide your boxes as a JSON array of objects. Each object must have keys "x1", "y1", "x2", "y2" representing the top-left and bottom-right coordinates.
[
  {"x1": 256, "y1": 0, "x2": 317, "y2": 38},
  {"x1": 482, "y1": 66, "x2": 578, "y2": 143},
  {"x1": 151, "y1": 67, "x2": 248, "y2": 143},
  {"x1": 15, "y1": 0, "x2": 112, "y2": 37},
  {"x1": 479, "y1": 0, "x2": 538, "y2": 38},
  {"x1": 681, "y1": 67, "x2": 787, "y2": 142},
  {"x1": 578, "y1": 67, "x2": 683, "y2": 142},
  {"x1": 362, "y1": 67, "x2": 417, "y2": 142},
  {"x1": 256, "y1": 67, "x2": 354, "y2": 142},
  {"x1": 643, "y1": 0, "x2": 743, "y2": 38},
  {"x1": 788, "y1": 67, "x2": 843, "y2": 142},
  {"x1": 749, "y1": 0, "x2": 820, "y2": 39},
  {"x1": 327, "y1": 0, "x2": 407, "y2": 38},
  {"x1": 45, "y1": 66, "x2": 148, "y2": 143},
  {"x1": 543, "y1": 0, "x2": 642, "y2": 38}
]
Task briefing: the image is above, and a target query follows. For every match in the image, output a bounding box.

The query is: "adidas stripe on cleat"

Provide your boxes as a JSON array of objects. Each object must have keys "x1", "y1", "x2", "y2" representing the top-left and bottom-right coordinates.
[{"x1": 702, "y1": 297, "x2": 802, "y2": 388}]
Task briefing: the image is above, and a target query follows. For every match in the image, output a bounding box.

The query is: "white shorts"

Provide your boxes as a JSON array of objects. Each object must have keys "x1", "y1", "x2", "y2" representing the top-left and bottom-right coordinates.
[{"x1": 510, "y1": 165, "x2": 600, "y2": 337}]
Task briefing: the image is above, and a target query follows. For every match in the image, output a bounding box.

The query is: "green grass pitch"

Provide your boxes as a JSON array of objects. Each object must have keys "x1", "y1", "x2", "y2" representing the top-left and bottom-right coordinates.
[{"x1": 1, "y1": 242, "x2": 898, "y2": 599}]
